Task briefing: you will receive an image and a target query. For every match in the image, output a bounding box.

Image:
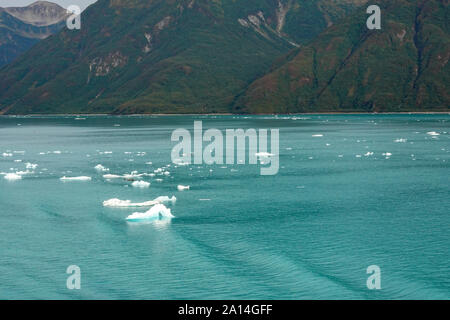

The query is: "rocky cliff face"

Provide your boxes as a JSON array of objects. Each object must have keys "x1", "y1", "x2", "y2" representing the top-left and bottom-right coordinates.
[
  {"x1": 3, "y1": 1, "x2": 68, "y2": 26},
  {"x1": 0, "y1": 1, "x2": 67, "y2": 67}
]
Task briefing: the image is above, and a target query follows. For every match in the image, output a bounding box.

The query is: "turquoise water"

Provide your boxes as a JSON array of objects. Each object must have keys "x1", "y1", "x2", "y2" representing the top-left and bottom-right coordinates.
[{"x1": 0, "y1": 114, "x2": 449, "y2": 300}]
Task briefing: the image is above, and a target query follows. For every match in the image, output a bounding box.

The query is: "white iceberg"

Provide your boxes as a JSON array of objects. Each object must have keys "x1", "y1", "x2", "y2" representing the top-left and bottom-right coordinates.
[
  {"x1": 177, "y1": 185, "x2": 190, "y2": 191},
  {"x1": 60, "y1": 176, "x2": 92, "y2": 181},
  {"x1": 103, "y1": 196, "x2": 176, "y2": 207},
  {"x1": 25, "y1": 163, "x2": 38, "y2": 170},
  {"x1": 126, "y1": 204, "x2": 174, "y2": 222},
  {"x1": 255, "y1": 152, "x2": 275, "y2": 157},
  {"x1": 95, "y1": 164, "x2": 109, "y2": 172},
  {"x1": 4, "y1": 173, "x2": 22, "y2": 181},
  {"x1": 132, "y1": 181, "x2": 150, "y2": 188}
]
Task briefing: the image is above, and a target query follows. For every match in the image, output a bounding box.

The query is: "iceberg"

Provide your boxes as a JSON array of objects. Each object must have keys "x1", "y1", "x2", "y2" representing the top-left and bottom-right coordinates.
[
  {"x1": 4, "y1": 173, "x2": 22, "y2": 181},
  {"x1": 126, "y1": 204, "x2": 174, "y2": 222},
  {"x1": 177, "y1": 185, "x2": 190, "y2": 191},
  {"x1": 60, "y1": 176, "x2": 92, "y2": 181},
  {"x1": 255, "y1": 152, "x2": 275, "y2": 157},
  {"x1": 25, "y1": 163, "x2": 38, "y2": 169},
  {"x1": 103, "y1": 196, "x2": 176, "y2": 207},
  {"x1": 132, "y1": 181, "x2": 150, "y2": 188},
  {"x1": 95, "y1": 164, "x2": 109, "y2": 172}
]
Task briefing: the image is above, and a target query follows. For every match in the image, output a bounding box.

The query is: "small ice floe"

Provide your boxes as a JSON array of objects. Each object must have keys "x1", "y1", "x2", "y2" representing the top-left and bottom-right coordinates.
[
  {"x1": 103, "y1": 172, "x2": 143, "y2": 180},
  {"x1": 124, "y1": 172, "x2": 143, "y2": 179},
  {"x1": 427, "y1": 132, "x2": 440, "y2": 136},
  {"x1": 103, "y1": 174, "x2": 123, "y2": 179},
  {"x1": 95, "y1": 164, "x2": 109, "y2": 172},
  {"x1": 4, "y1": 173, "x2": 22, "y2": 181},
  {"x1": 60, "y1": 176, "x2": 92, "y2": 181},
  {"x1": 382, "y1": 153, "x2": 392, "y2": 157},
  {"x1": 126, "y1": 204, "x2": 174, "y2": 222},
  {"x1": 255, "y1": 152, "x2": 275, "y2": 157},
  {"x1": 25, "y1": 163, "x2": 38, "y2": 170},
  {"x1": 199, "y1": 199, "x2": 211, "y2": 201},
  {"x1": 177, "y1": 185, "x2": 190, "y2": 191},
  {"x1": 145, "y1": 162, "x2": 153, "y2": 165},
  {"x1": 53, "y1": 151, "x2": 62, "y2": 154},
  {"x1": 14, "y1": 160, "x2": 22, "y2": 163},
  {"x1": 155, "y1": 179, "x2": 163, "y2": 182},
  {"x1": 173, "y1": 159, "x2": 189, "y2": 166},
  {"x1": 2, "y1": 153, "x2": 13, "y2": 157},
  {"x1": 142, "y1": 173, "x2": 156, "y2": 177},
  {"x1": 154, "y1": 168, "x2": 164, "y2": 174},
  {"x1": 103, "y1": 196, "x2": 176, "y2": 207},
  {"x1": 394, "y1": 138, "x2": 407, "y2": 143},
  {"x1": 312, "y1": 134, "x2": 324, "y2": 137},
  {"x1": 364, "y1": 152, "x2": 374, "y2": 157},
  {"x1": 131, "y1": 181, "x2": 150, "y2": 188},
  {"x1": 356, "y1": 155, "x2": 362, "y2": 158}
]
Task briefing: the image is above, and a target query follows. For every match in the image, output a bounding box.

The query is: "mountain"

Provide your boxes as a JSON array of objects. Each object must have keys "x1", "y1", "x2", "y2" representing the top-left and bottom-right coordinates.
[
  {"x1": 235, "y1": 0, "x2": 450, "y2": 113},
  {"x1": 0, "y1": 1, "x2": 68, "y2": 67},
  {"x1": 0, "y1": 0, "x2": 367, "y2": 114}
]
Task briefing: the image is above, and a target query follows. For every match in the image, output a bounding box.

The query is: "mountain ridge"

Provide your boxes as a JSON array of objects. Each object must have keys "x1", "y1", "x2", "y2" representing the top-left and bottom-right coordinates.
[
  {"x1": 0, "y1": 0, "x2": 448, "y2": 114},
  {"x1": 234, "y1": 0, "x2": 449, "y2": 113},
  {"x1": 0, "y1": 1, "x2": 68, "y2": 67}
]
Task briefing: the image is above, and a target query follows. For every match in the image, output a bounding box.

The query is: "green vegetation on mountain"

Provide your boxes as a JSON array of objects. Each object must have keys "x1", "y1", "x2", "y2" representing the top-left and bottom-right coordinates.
[
  {"x1": 0, "y1": 0, "x2": 367, "y2": 114},
  {"x1": 0, "y1": 0, "x2": 447, "y2": 114},
  {"x1": 236, "y1": 0, "x2": 449, "y2": 113}
]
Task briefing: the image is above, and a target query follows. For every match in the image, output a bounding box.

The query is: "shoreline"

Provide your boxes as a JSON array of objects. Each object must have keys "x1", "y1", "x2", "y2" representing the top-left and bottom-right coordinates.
[{"x1": 0, "y1": 112, "x2": 449, "y2": 117}]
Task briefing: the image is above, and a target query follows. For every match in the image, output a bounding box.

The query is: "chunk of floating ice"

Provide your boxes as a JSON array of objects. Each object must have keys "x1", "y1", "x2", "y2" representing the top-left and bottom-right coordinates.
[
  {"x1": 255, "y1": 152, "x2": 274, "y2": 157},
  {"x1": 95, "y1": 164, "x2": 109, "y2": 172},
  {"x1": 132, "y1": 181, "x2": 150, "y2": 188},
  {"x1": 15, "y1": 170, "x2": 32, "y2": 175},
  {"x1": 364, "y1": 152, "x2": 374, "y2": 157},
  {"x1": 4, "y1": 173, "x2": 22, "y2": 181},
  {"x1": 427, "y1": 132, "x2": 440, "y2": 136},
  {"x1": 394, "y1": 138, "x2": 407, "y2": 143},
  {"x1": 103, "y1": 174, "x2": 122, "y2": 179},
  {"x1": 312, "y1": 134, "x2": 324, "y2": 137},
  {"x1": 103, "y1": 196, "x2": 176, "y2": 207},
  {"x1": 60, "y1": 176, "x2": 92, "y2": 181},
  {"x1": 25, "y1": 163, "x2": 38, "y2": 169},
  {"x1": 2, "y1": 153, "x2": 13, "y2": 157},
  {"x1": 177, "y1": 185, "x2": 190, "y2": 191},
  {"x1": 126, "y1": 204, "x2": 174, "y2": 221},
  {"x1": 382, "y1": 153, "x2": 392, "y2": 157}
]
